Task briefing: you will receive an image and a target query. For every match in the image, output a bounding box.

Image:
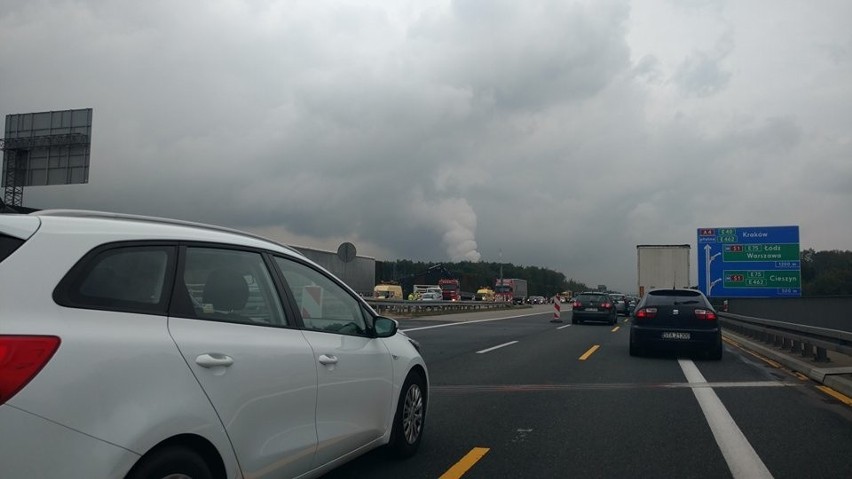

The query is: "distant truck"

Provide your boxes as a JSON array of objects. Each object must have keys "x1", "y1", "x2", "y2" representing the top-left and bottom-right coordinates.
[
  {"x1": 637, "y1": 244, "x2": 691, "y2": 297},
  {"x1": 495, "y1": 278, "x2": 528, "y2": 305},
  {"x1": 438, "y1": 278, "x2": 474, "y2": 301},
  {"x1": 557, "y1": 290, "x2": 574, "y2": 303}
]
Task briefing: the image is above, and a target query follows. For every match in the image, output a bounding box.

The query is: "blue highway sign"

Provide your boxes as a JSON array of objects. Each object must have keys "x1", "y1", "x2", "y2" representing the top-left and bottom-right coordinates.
[{"x1": 697, "y1": 226, "x2": 801, "y2": 298}]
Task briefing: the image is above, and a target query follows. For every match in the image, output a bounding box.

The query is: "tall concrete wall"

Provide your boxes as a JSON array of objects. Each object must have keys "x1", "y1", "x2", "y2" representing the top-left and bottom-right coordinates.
[{"x1": 292, "y1": 246, "x2": 375, "y2": 296}]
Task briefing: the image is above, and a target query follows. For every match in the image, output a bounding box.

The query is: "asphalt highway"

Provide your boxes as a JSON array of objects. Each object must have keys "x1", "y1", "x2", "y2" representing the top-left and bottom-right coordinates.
[{"x1": 322, "y1": 305, "x2": 852, "y2": 479}]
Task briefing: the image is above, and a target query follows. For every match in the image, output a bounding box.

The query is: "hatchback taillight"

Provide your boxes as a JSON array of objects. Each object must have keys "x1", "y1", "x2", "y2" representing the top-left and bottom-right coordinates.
[
  {"x1": 694, "y1": 309, "x2": 717, "y2": 321},
  {"x1": 572, "y1": 301, "x2": 581, "y2": 308},
  {"x1": 602, "y1": 302, "x2": 612, "y2": 309},
  {"x1": 636, "y1": 307, "x2": 657, "y2": 319},
  {"x1": 0, "y1": 336, "x2": 61, "y2": 405}
]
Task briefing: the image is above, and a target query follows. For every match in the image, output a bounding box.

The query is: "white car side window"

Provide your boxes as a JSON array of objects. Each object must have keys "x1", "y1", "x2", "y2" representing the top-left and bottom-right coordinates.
[
  {"x1": 274, "y1": 257, "x2": 368, "y2": 336},
  {"x1": 180, "y1": 248, "x2": 287, "y2": 327}
]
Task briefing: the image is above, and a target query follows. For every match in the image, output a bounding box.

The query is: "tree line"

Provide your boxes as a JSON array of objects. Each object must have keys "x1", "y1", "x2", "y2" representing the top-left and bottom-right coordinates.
[
  {"x1": 801, "y1": 249, "x2": 852, "y2": 296},
  {"x1": 375, "y1": 259, "x2": 589, "y2": 298}
]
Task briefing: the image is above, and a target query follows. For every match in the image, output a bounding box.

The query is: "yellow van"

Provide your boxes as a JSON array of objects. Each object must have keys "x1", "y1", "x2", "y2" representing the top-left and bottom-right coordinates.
[
  {"x1": 475, "y1": 287, "x2": 496, "y2": 301},
  {"x1": 373, "y1": 283, "x2": 403, "y2": 300}
]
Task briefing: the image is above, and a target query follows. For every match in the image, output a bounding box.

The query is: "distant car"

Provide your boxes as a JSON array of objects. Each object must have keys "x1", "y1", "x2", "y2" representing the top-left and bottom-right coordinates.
[
  {"x1": 419, "y1": 291, "x2": 442, "y2": 301},
  {"x1": 609, "y1": 293, "x2": 628, "y2": 315},
  {"x1": 627, "y1": 296, "x2": 638, "y2": 314},
  {"x1": 571, "y1": 292, "x2": 617, "y2": 325},
  {"x1": 629, "y1": 288, "x2": 722, "y2": 360},
  {"x1": 527, "y1": 295, "x2": 545, "y2": 304},
  {"x1": 0, "y1": 210, "x2": 429, "y2": 479}
]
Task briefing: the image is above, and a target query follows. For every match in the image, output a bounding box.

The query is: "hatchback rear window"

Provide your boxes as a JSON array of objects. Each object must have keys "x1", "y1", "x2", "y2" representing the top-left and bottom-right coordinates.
[
  {"x1": 644, "y1": 290, "x2": 708, "y2": 307},
  {"x1": 0, "y1": 234, "x2": 25, "y2": 263},
  {"x1": 575, "y1": 294, "x2": 608, "y2": 302}
]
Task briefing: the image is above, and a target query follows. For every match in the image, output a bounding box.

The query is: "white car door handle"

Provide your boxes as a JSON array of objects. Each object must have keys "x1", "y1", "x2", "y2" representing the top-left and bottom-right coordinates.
[
  {"x1": 195, "y1": 353, "x2": 234, "y2": 368},
  {"x1": 318, "y1": 354, "x2": 338, "y2": 365}
]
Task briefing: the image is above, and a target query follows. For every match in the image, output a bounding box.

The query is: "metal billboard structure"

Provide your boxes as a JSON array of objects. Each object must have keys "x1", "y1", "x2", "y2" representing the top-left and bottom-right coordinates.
[
  {"x1": 2, "y1": 108, "x2": 93, "y2": 207},
  {"x1": 697, "y1": 226, "x2": 801, "y2": 298}
]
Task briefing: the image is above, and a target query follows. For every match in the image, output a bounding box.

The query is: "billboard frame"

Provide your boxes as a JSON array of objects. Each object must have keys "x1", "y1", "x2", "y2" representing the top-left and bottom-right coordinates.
[{"x1": 2, "y1": 108, "x2": 93, "y2": 207}]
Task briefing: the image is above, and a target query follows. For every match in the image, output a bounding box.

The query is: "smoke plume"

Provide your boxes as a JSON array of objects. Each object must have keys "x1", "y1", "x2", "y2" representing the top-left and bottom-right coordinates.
[{"x1": 409, "y1": 194, "x2": 482, "y2": 262}]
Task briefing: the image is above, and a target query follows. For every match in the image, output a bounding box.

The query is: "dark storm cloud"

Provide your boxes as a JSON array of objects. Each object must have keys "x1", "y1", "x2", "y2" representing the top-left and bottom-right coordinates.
[
  {"x1": 2, "y1": 0, "x2": 851, "y2": 293},
  {"x1": 416, "y1": 0, "x2": 632, "y2": 111}
]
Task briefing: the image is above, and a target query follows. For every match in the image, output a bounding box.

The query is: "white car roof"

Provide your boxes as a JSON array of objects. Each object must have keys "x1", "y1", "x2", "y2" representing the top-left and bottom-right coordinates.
[
  {"x1": 0, "y1": 214, "x2": 40, "y2": 239},
  {"x1": 4, "y1": 209, "x2": 305, "y2": 258}
]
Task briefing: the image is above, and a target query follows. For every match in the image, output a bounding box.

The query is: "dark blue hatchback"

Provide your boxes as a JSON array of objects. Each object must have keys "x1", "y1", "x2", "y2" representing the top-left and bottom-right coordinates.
[
  {"x1": 629, "y1": 289, "x2": 722, "y2": 359},
  {"x1": 571, "y1": 292, "x2": 618, "y2": 325}
]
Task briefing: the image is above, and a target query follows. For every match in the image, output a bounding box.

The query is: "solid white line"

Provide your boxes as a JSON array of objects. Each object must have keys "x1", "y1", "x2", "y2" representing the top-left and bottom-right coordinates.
[
  {"x1": 402, "y1": 312, "x2": 544, "y2": 332},
  {"x1": 664, "y1": 381, "x2": 792, "y2": 389},
  {"x1": 678, "y1": 359, "x2": 773, "y2": 479},
  {"x1": 477, "y1": 341, "x2": 519, "y2": 354}
]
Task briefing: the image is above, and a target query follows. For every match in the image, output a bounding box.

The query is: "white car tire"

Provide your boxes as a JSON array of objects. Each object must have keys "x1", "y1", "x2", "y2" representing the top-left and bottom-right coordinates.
[
  {"x1": 126, "y1": 445, "x2": 214, "y2": 479},
  {"x1": 388, "y1": 371, "x2": 427, "y2": 458}
]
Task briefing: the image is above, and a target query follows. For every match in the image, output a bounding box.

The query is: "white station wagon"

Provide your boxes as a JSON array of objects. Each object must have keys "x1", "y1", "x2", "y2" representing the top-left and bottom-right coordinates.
[{"x1": 0, "y1": 210, "x2": 428, "y2": 479}]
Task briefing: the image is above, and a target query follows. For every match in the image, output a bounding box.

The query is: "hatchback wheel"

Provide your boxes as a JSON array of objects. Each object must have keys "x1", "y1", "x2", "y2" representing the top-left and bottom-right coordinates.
[
  {"x1": 388, "y1": 372, "x2": 426, "y2": 458},
  {"x1": 126, "y1": 446, "x2": 213, "y2": 479}
]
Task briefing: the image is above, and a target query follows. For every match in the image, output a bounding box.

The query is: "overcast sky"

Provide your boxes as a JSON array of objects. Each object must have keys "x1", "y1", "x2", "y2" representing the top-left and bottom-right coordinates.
[{"x1": 3, "y1": 0, "x2": 851, "y2": 292}]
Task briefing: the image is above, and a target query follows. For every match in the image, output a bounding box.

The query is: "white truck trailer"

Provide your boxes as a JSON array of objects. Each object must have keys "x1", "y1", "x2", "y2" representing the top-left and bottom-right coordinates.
[{"x1": 636, "y1": 244, "x2": 691, "y2": 297}]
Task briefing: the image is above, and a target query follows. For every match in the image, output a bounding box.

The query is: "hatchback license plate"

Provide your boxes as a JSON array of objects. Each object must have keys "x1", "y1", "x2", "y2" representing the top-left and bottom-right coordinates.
[
  {"x1": 661, "y1": 332, "x2": 690, "y2": 340},
  {"x1": 586, "y1": 307, "x2": 598, "y2": 311}
]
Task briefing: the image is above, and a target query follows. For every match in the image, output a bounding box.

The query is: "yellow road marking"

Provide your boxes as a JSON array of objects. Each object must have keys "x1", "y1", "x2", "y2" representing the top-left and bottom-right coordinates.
[
  {"x1": 723, "y1": 337, "x2": 783, "y2": 368},
  {"x1": 611, "y1": 326, "x2": 620, "y2": 332},
  {"x1": 816, "y1": 386, "x2": 852, "y2": 407},
  {"x1": 723, "y1": 336, "x2": 846, "y2": 390},
  {"x1": 440, "y1": 447, "x2": 490, "y2": 479},
  {"x1": 724, "y1": 337, "x2": 820, "y2": 384},
  {"x1": 744, "y1": 349, "x2": 782, "y2": 368},
  {"x1": 579, "y1": 345, "x2": 600, "y2": 361}
]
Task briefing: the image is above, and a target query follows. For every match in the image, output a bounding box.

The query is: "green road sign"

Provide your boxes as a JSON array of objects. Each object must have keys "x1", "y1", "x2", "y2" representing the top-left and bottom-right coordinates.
[
  {"x1": 722, "y1": 243, "x2": 799, "y2": 262},
  {"x1": 724, "y1": 270, "x2": 801, "y2": 288}
]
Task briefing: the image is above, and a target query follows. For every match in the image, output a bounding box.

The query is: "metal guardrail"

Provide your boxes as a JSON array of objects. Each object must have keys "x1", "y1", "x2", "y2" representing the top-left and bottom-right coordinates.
[
  {"x1": 719, "y1": 312, "x2": 852, "y2": 363},
  {"x1": 365, "y1": 299, "x2": 517, "y2": 316}
]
